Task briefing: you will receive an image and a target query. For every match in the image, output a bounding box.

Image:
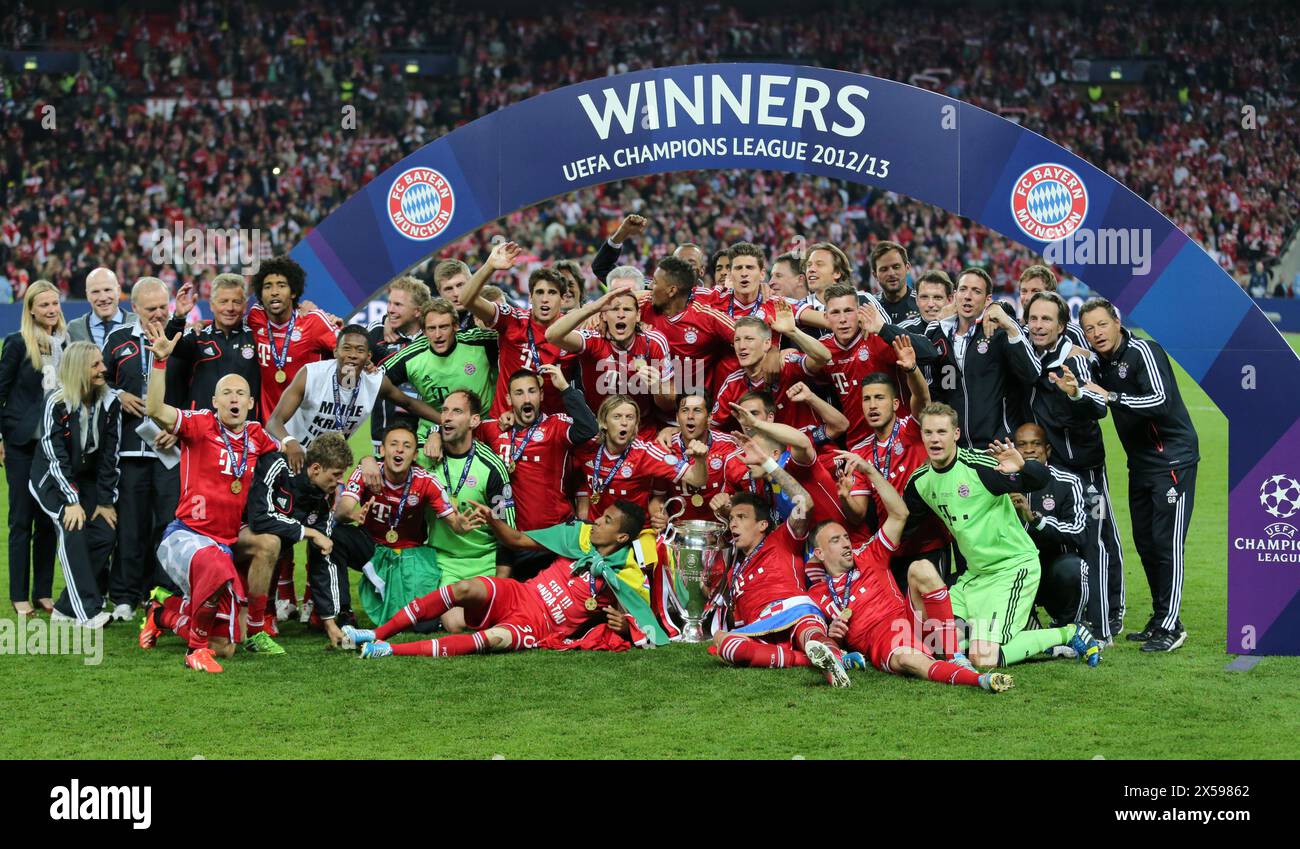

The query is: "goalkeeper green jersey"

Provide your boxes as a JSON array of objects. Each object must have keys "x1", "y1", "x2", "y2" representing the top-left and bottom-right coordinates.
[
  {"x1": 903, "y1": 448, "x2": 1050, "y2": 573},
  {"x1": 427, "y1": 441, "x2": 514, "y2": 576},
  {"x1": 381, "y1": 329, "x2": 497, "y2": 446}
]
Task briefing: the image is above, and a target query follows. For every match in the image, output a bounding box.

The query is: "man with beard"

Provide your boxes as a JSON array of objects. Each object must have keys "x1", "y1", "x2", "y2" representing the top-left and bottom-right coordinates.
[
  {"x1": 478, "y1": 365, "x2": 600, "y2": 580},
  {"x1": 545, "y1": 280, "x2": 675, "y2": 440},
  {"x1": 380, "y1": 299, "x2": 497, "y2": 466},
  {"x1": 367, "y1": 276, "x2": 432, "y2": 451},
  {"x1": 572, "y1": 395, "x2": 707, "y2": 531},
  {"x1": 663, "y1": 392, "x2": 738, "y2": 523},
  {"x1": 871, "y1": 241, "x2": 921, "y2": 326},
  {"x1": 459, "y1": 241, "x2": 575, "y2": 418},
  {"x1": 638, "y1": 255, "x2": 736, "y2": 399}
]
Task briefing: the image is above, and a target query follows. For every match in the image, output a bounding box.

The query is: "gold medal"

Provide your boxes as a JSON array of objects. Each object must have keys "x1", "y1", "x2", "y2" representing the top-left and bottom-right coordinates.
[
  {"x1": 275, "y1": 369, "x2": 287, "y2": 383},
  {"x1": 385, "y1": 529, "x2": 399, "y2": 544},
  {"x1": 691, "y1": 493, "x2": 704, "y2": 507},
  {"x1": 584, "y1": 597, "x2": 598, "y2": 612},
  {"x1": 591, "y1": 493, "x2": 601, "y2": 507},
  {"x1": 230, "y1": 480, "x2": 241, "y2": 494},
  {"x1": 841, "y1": 608, "x2": 853, "y2": 621},
  {"x1": 507, "y1": 461, "x2": 516, "y2": 474},
  {"x1": 630, "y1": 358, "x2": 646, "y2": 371}
]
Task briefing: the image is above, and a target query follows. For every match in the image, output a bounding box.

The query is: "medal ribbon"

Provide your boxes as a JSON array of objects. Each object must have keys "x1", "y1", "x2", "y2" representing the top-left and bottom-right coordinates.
[
  {"x1": 728, "y1": 291, "x2": 763, "y2": 319},
  {"x1": 870, "y1": 419, "x2": 901, "y2": 474},
  {"x1": 219, "y1": 426, "x2": 250, "y2": 485},
  {"x1": 270, "y1": 309, "x2": 297, "y2": 373},
  {"x1": 592, "y1": 441, "x2": 634, "y2": 499},
  {"x1": 385, "y1": 467, "x2": 416, "y2": 537},
  {"x1": 439, "y1": 446, "x2": 477, "y2": 503},
  {"x1": 826, "y1": 567, "x2": 857, "y2": 613},
  {"x1": 525, "y1": 320, "x2": 542, "y2": 371},
  {"x1": 508, "y1": 418, "x2": 543, "y2": 467},
  {"x1": 331, "y1": 365, "x2": 364, "y2": 431},
  {"x1": 728, "y1": 533, "x2": 767, "y2": 602}
]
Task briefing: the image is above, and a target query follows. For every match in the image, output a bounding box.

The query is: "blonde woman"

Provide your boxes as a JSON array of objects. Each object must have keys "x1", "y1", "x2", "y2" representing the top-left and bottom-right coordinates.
[
  {"x1": 29, "y1": 341, "x2": 122, "y2": 627},
  {"x1": 0, "y1": 280, "x2": 67, "y2": 615}
]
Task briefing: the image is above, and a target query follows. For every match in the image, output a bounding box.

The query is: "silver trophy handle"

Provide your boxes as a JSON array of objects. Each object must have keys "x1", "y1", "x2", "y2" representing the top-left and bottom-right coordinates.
[{"x1": 663, "y1": 495, "x2": 686, "y2": 529}]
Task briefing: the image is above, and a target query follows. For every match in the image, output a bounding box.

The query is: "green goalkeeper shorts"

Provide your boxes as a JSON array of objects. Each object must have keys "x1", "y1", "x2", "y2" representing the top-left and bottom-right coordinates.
[{"x1": 948, "y1": 555, "x2": 1040, "y2": 646}]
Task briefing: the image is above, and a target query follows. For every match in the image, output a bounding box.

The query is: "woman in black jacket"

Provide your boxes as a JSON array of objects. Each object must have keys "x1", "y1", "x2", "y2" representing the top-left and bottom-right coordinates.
[
  {"x1": 30, "y1": 340, "x2": 121, "y2": 627},
  {"x1": 0, "y1": 280, "x2": 67, "y2": 616}
]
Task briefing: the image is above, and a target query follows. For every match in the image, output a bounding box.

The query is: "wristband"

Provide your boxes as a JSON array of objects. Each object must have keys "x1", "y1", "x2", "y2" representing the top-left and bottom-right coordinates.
[
  {"x1": 282, "y1": 436, "x2": 299, "y2": 445},
  {"x1": 152, "y1": 358, "x2": 168, "y2": 370},
  {"x1": 761, "y1": 458, "x2": 780, "y2": 475},
  {"x1": 901, "y1": 365, "x2": 917, "y2": 373}
]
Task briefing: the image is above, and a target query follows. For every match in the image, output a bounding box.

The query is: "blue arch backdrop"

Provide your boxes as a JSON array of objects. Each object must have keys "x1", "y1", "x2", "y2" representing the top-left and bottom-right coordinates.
[{"x1": 288, "y1": 63, "x2": 1300, "y2": 655}]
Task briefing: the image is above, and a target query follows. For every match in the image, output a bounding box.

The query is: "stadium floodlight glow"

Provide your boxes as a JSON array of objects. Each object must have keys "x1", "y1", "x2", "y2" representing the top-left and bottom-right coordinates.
[
  {"x1": 272, "y1": 167, "x2": 281, "y2": 175},
  {"x1": 1110, "y1": 66, "x2": 1123, "y2": 80},
  {"x1": 24, "y1": 58, "x2": 37, "y2": 71},
  {"x1": 405, "y1": 61, "x2": 420, "y2": 74}
]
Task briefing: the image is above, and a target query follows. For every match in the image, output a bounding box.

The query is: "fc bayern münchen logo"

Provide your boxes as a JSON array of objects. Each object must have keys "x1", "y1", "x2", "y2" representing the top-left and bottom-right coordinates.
[
  {"x1": 388, "y1": 167, "x2": 455, "y2": 241},
  {"x1": 1010, "y1": 163, "x2": 1088, "y2": 242}
]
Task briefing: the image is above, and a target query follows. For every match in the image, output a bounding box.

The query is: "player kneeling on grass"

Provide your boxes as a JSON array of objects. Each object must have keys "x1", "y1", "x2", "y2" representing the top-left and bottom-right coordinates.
[
  {"x1": 809, "y1": 457, "x2": 1012, "y2": 693},
  {"x1": 902, "y1": 403, "x2": 1103, "y2": 669},
  {"x1": 333, "y1": 423, "x2": 482, "y2": 630},
  {"x1": 708, "y1": 485, "x2": 854, "y2": 689},
  {"x1": 344, "y1": 500, "x2": 668, "y2": 657}
]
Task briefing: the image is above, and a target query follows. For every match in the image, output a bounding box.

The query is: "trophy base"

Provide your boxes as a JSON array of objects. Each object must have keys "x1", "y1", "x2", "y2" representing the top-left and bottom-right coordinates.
[{"x1": 682, "y1": 620, "x2": 706, "y2": 644}]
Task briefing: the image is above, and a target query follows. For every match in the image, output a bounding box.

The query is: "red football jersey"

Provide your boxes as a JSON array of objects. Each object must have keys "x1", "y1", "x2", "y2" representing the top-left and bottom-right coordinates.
[
  {"x1": 808, "y1": 530, "x2": 913, "y2": 648},
  {"x1": 847, "y1": 416, "x2": 950, "y2": 558},
  {"x1": 710, "y1": 350, "x2": 818, "y2": 435},
  {"x1": 487, "y1": 302, "x2": 574, "y2": 418},
  {"x1": 573, "y1": 439, "x2": 687, "y2": 511},
  {"x1": 526, "y1": 558, "x2": 619, "y2": 642},
  {"x1": 722, "y1": 451, "x2": 866, "y2": 546},
  {"x1": 248, "y1": 305, "x2": 338, "y2": 420},
  {"x1": 699, "y1": 294, "x2": 813, "y2": 391},
  {"x1": 479, "y1": 413, "x2": 580, "y2": 531},
  {"x1": 342, "y1": 465, "x2": 454, "y2": 548},
  {"x1": 638, "y1": 295, "x2": 735, "y2": 398},
  {"x1": 667, "y1": 430, "x2": 738, "y2": 522},
  {"x1": 171, "y1": 410, "x2": 280, "y2": 545},
  {"x1": 574, "y1": 327, "x2": 674, "y2": 439},
  {"x1": 819, "y1": 331, "x2": 904, "y2": 447},
  {"x1": 727, "y1": 522, "x2": 809, "y2": 627}
]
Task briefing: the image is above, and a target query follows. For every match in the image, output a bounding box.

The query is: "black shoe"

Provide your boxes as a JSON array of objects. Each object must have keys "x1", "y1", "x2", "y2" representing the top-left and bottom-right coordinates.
[
  {"x1": 1141, "y1": 627, "x2": 1187, "y2": 653},
  {"x1": 1127, "y1": 618, "x2": 1158, "y2": 642}
]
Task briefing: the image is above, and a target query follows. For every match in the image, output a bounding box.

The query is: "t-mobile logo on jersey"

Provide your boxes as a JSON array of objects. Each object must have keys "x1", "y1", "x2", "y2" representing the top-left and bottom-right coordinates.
[{"x1": 50, "y1": 779, "x2": 151, "y2": 829}]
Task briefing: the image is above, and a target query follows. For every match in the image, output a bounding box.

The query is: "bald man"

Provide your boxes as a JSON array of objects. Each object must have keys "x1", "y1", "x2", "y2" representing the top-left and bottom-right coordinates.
[
  {"x1": 69, "y1": 268, "x2": 139, "y2": 348},
  {"x1": 1009, "y1": 422, "x2": 1098, "y2": 638},
  {"x1": 142, "y1": 322, "x2": 282, "y2": 673},
  {"x1": 103, "y1": 278, "x2": 179, "y2": 620}
]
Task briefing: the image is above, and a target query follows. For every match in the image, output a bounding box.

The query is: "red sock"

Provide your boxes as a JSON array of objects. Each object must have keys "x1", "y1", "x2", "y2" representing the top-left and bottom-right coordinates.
[
  {"x1": 717, "y1": 635, "x2": 810, "y2": 668},
  {"x1": 926, "y1": 659, "x2": 983, "y2": 688},
  {"x1": 374, "y1": 586, "x2": 456, "y2": 641},
  {"x1": 920, "y1": 587, "x2": 960, "y2": 658},
  {"x1": 246, "y1": 594, "x2": 269, "y2": 635},
  {"x1": 391, "y1": 631, "x2": 487, "y2": 657},
  {"x1": 792, "y1": 617, "x2": 832, "y2": 651},
  {"x1": 187, "y1": 595, "x2": 221, "y2": 650},
  {"x1": 160, "y1": 595, "x2": 183, "y2": 632},
  {"x1": 276, "y1": 554, "x2": 295, "y2": 603}
]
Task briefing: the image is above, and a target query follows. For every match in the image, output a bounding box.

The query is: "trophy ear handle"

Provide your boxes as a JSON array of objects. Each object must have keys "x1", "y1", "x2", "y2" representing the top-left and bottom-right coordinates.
[{"x1": 664, "y1": 495, "x2": 686, "y2": 527}]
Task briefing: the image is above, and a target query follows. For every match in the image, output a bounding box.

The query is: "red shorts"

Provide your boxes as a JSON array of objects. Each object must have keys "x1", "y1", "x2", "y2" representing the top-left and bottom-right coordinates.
[
  {"x1": 462, "y1": 577, "x2": 553, "y2": 651},
  {"x1": 849, "y1": 605, "x2": 928, "y2": 673}
]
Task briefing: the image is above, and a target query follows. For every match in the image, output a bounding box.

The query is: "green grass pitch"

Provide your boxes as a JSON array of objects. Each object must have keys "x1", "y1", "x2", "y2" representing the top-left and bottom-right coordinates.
[{"x1": 1, "y1": 335, "x2": 1299, "y2": 759}]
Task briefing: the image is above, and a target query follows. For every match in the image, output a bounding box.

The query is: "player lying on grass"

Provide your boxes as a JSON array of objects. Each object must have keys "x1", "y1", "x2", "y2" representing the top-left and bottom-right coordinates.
[
  {"x1": 808, "y1": 456, "x2": 1013, "y2": 692},
  {"x1": 706, "y1": 460, "x2": 854, "y2": 688},
  {"x1": 343, "y1": 500, "x2": 667, "y2": 657},
  {"x1": 903, "y1": 402, "x2": 1104, "y2": 669}
]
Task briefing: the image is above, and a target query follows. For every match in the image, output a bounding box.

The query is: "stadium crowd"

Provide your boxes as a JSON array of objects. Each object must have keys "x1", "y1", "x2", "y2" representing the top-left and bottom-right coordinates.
[
  {"x1": 1, "y1": 209, "x2": 1203, "y2": 689},
  {"x1": 1, "y1": 0, "x2": 1296, "y2": 305}
]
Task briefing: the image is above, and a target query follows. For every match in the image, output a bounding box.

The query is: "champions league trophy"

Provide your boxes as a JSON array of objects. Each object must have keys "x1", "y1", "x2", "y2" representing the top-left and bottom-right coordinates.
[{"x1": 663, "y1": 497, "x2": 730, "y2": 643}]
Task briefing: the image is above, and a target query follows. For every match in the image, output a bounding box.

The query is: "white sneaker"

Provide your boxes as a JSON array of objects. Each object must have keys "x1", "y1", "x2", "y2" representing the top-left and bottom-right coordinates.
[
  {"x1": 84, "y1": 611, "x2": 112, "y2": 629},
  {"x1": 298, "y1": 599, "x2": 314, "y2": 624},
  {"x1": 275, "y1": 599, "x2": 296, "y2": 622},
  {"x1": 50, "y1": 608, "x2": 74, "y2": 623},
  {"x1": 111, "y1": 603, "x2": 134, "y2": 621}
]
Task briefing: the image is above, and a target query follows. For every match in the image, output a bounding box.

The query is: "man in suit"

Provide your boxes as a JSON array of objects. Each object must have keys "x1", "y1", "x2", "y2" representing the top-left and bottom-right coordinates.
[{"x1": 67, "y1": 267, "x2": 138, "y2": 349}]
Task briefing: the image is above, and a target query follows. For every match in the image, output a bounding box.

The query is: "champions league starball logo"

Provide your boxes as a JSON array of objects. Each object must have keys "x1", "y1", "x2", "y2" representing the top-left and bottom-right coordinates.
[
  {"x1": 1010, "y1": 163, "x2": 1088, "y2": 242},
  {"x1": 1260, "y1": 474, "x2": 1300, "y2": 519},
  {"x1": 388, "y1": 167, "x2": 455, "y2": 241},
  {"x1": 1235, "y1": 473, "x2": 1300, "y2": 563}
]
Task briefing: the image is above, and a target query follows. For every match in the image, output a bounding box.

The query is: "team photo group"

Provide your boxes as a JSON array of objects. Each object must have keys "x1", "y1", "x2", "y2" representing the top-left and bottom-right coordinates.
[{"x1": 0, "y1": 213, "x2": 1199, "y2": 691}]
